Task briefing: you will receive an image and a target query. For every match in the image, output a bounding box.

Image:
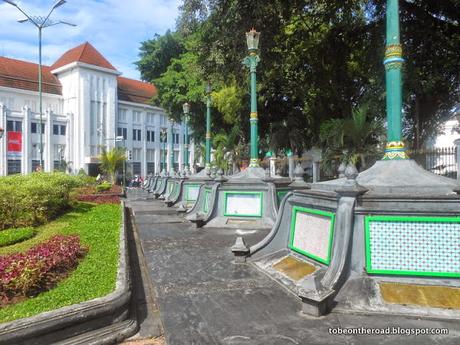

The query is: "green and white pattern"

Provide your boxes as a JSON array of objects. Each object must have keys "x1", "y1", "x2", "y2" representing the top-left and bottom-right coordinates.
[{"x1": 365, "y1": 216, "x2": 460, "y2": 277}]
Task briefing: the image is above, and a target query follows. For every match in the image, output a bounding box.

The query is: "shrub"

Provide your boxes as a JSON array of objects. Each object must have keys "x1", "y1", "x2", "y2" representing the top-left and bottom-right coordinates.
[
  {"x1": 0, "y1": 173, "x2": 83, "y2": 230},
  {"x1": 0, "y1": 228, "x2": 35, "y2": 247},
  {"x1": 0, "y1": 235, "x2": 87, "y2": 303},
  {"x1": 96, "y1": 181, "x2": 112, "y2": 193}
]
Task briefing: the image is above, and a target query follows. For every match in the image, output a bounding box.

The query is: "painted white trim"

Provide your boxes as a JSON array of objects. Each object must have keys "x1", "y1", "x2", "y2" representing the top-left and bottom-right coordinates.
[
  {"x1": 51, "y1": 61, "x2": 122, "y2": 76},
  {"x1": 118, "y1": 100, "x2": 163, "y2": 111},
  {"x1": 0, "y1": 86, "x2": 62, "y2": 99}
]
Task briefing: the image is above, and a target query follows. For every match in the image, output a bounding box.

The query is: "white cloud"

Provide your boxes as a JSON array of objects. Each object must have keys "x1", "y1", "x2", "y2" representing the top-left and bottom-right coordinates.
[{"x1": 0, "y1": 0, "x2": 181, "y2": 79}]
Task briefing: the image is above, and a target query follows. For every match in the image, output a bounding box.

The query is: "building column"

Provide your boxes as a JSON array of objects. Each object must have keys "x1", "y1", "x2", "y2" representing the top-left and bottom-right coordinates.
[
  {"x1": 155, "y1": 123, "x2": 161, "y2": 173},
  {"x1": 142, "y1": 112, "x2": 147, "y2": 177},
  {"x1": 66, "y1": 112, "x2": 74, "y2": 174},
  {"x1": 0, "y1": 104, "x2": 6, "y2": 176},
  {"x1": 45, "y1": 109, "x2": 52, "y2": 172},
  {"x1": 22, "y1": 106, "x2": 31, "y2": 174}
]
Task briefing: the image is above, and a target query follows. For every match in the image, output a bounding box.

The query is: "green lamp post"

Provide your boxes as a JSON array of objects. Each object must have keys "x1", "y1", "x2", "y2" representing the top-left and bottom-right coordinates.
[
  {"x1": 183, "y1": 102, "x2": 190, "y2": 173},
  {"x1": 243, "y1": 28, "x2": 261, "y2": 168},
  {"x1": 383, "y1": 0, "x2": 407, "y2": 160},
  {"x1": 160, "y1": 128, "x2": 167, "y2": 174},
  {"x1": 205, "y1": 83, "x2": 212, "y2": 170},
  {"x1": 169, "y1": 121, "x2": 174, "y2": 173}
]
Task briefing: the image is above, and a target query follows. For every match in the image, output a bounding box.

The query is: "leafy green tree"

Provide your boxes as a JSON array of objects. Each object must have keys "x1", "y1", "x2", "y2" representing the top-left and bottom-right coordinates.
[
  {"x1": 136, "y1": 30, "x2": 184, "y2": 82},
  {"x1": 99, "y1": 147, "x2": 126, "y2": 184}
]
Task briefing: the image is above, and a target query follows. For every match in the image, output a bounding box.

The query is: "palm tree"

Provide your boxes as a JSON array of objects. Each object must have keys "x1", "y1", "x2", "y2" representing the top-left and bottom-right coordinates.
[
  {"x1": 319, "y1": 104, "x2": 384, "y2": 175},
  {"x1": 99, "y1": 147, "x2": 126, "y2": 184},
  {"x1": 213, "y1": 125, "x2": 246, "y2": 174}
]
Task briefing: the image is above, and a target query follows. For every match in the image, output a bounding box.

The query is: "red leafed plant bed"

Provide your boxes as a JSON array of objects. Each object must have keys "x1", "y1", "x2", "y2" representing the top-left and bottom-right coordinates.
[
  {"x1": 0, "y1": 235, "x2": 88, "y2": 306},
  {"x1": 74, "y1": 184, "x2": 121, "y2": 204}
]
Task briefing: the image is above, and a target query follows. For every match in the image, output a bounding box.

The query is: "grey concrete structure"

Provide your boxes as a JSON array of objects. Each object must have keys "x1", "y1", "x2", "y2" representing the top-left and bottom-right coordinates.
[
  {"x1": 185, "y1": 166, "x2": 308, "y2": 229},
  {"x1": 127, "y1": 192, "x2": 460, "y2": 345},
  {"x1": 235, "y1": 159, "x2": 460, "y2": 319}
]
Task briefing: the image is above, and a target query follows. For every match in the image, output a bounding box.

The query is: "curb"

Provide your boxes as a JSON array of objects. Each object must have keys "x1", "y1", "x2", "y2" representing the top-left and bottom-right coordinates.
[{"x1": 0, "y1": 201, "x2": 137, "y2": 345}]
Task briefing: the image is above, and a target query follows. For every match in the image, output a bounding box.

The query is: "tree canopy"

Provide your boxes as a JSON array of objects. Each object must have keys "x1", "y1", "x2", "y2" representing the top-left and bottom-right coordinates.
[{"x1": 137, "y1": 0, "x2": 460, "y2": 156}]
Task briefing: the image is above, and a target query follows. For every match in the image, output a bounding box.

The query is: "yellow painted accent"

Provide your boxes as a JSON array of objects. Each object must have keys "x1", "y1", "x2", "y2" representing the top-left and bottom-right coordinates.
[
  {"x1": 250, "y1": 112, "x2": 258, "y2": 119},
  {"x1": 249, "y1": 158, "x2": 260, "y2": 167},
  {"x1": 380, "y1": 282, "x2": 460, "y2": 309},
  {"x1": 385, "y1": 44, "x2": 403, "y2": 59},
  {"x1": 250, "y1": 51, "x2": 257, "y2": 56},
  {"x1": 273, "y1": 256, "x2": 316, "y2": 281}
]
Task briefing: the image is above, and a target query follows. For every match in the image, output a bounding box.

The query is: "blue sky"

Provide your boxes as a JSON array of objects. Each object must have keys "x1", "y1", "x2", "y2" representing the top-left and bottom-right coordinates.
[{"x1": 0, "y1": 0, "x2": 181, "y2": 79}]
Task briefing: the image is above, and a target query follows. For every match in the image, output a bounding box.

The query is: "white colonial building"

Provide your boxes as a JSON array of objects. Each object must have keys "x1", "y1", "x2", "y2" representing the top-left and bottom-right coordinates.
[{"x1": 0, "y1": 42, "x2": 193, "y2": 176}]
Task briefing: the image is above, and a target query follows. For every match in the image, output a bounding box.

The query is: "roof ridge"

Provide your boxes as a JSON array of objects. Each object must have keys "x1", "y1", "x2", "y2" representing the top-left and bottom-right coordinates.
[{"x1": 78, "y1": 42, "x2": 88, "y2": 62}]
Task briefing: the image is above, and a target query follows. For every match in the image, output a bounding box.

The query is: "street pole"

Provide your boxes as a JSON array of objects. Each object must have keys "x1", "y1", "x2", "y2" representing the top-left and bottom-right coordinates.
[
  {"x1": 383, "y1": 0, "x2": 407, "y2": 160},
  {"x1": 170, "y1": 122, "x2": 174, "y2": 173},
  {"x1": 183, "y1": 103, "x2": 190, "y2": 173},
  {"x1": 205, "y1": 83, "x2": 212, "y2": 170},
  {"x1": 243, "y1": 29, "x2": 261, "y2": 168},
  {"x1": 3, "y1": 0, "x2": 76, "y2": 171},
  {"x1": 38, "y1": 26, "x2": 43, "y2": 169},
  {"x1": 161, "y1": 129, "x2": 167, "y2": 174}
]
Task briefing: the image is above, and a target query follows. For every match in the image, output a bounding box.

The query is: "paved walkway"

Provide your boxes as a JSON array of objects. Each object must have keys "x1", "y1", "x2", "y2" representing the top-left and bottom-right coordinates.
[{"x1": 127, "y1": 190, "x2": 460, "y2": 345}]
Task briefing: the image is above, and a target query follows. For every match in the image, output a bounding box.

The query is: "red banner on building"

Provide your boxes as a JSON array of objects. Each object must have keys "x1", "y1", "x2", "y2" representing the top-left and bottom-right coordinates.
[{"x1": 7, "y1": 131, "x2": 22, "y2": 154}]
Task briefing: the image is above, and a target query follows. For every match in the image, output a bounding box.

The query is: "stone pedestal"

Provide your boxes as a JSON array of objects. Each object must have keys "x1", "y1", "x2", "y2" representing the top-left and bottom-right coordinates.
[
  {"x1": 185, "y1": 167, "x2": 309, "y2": 229},
  {"x1": 236, "y1": 160, "x2": 460, "y2": 320}
]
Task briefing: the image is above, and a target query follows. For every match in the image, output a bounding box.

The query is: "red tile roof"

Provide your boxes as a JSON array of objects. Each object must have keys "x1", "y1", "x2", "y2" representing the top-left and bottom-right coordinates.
[
  {"x1": 0, "y1": 56, "x2": 62, "y2": 95},
  {"x1": 50, "y1": 42, "x2": 117, "y2": 71},
  {"x1": 117, "y1": 76, "x2": 157, "y2": 105},
  {"x1": 0, "y1": 44, "x2": 157, "y2": 105}
]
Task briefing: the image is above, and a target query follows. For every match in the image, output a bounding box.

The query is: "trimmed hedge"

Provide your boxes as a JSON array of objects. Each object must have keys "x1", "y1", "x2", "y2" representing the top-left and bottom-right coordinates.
[
  {"x1": 0, "y1": 173, "x2": 83, "y2": 230},
  {"x1": 0, "y1": 228, "x2": 35, "y2": 247}
]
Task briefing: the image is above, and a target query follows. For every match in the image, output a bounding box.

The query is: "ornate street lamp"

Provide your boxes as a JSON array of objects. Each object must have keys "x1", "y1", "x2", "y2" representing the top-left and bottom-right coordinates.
[
  {"x1": 205, "y1": 83, "x2": 212, "y2": 170},
  {"x1": 243, "y1": 28, "x2": 261, "y2": 168},
  {"x1": 4, "y1": 0, "x2": 76, "y2": 170},
  {"x1": 183, "y1": 102, "x2": 190, "y2": 174}
]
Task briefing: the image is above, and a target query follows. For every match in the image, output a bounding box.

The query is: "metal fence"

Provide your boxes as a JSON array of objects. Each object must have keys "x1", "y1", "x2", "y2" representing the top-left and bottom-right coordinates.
[
  {"x1": 260, "y1": 146, "x2": 458, "y2": 182},
  {"x1": 319, "y1": 147, "x2": 458, "y2": 181}
]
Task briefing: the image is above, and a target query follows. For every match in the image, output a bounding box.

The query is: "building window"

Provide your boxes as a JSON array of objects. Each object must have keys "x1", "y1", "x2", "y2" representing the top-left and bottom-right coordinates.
[
  {"x1": 53, "y1": 124, "x2": 66, "y2": 136},
  {"x1": 147, "y1": 149, "x2": 155, "y2": 162},
  {"x1": 147, "y1": 130, "x2": 155, "y2": 142},
  {"x1": 147, "y1": 162, "x2": 155, "y2": 174},
  {"x1": 147, "y1": 112, "x2": 154, "y2": 124},
  {"x1": 7, "y1": 160, "x2": 21, "y2": 175},
  {"x1": 133, "y1": 148, "x2": 142, "y2": 161},
  {"x1": 118, "y1": 109, "x2": 127, "y2": 122},
  {"x1": 160, "y1": 131, "x2": 167, "y2": 143},
  {"x1": 133, "y1": 129, "x2": 141, "y2": 141},
  {"x1": 132, "y1": 162, "x2": 141, "y2": 175},
  {"x1": 32, "y1": 160, "x2": 41, "y2": 172},
  {"x1": 7, "y1": 120, "x2": 22, "y2": 132},
  {"x1": 133, "y1": 111, "x2": 142, "y2": 124},
  {"x1": 172, "y1": 133, "x2": 179, "y2": 144},
  {"x1": 117, "y1": 127, "x2": 127, "y2": 140}
]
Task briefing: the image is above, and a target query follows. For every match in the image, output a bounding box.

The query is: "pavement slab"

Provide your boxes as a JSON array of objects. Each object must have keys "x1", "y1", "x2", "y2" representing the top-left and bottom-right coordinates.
[{"x1": 127, "y1": 191, "x2": 460, "y2": 345}]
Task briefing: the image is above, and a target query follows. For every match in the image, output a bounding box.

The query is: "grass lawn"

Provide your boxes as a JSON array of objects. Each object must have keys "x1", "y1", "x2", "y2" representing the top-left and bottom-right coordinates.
[{"x1": 0, "y1": 202, "x2": 121, "y2": 323}]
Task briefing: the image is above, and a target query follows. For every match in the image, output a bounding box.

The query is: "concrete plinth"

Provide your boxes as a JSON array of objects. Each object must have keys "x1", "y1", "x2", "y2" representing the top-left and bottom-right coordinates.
[
  {"x1": 185, "y1": 167, "x2": 308, "y2": 229},
  {"x1": 238, "y1": 159, "x2": 460, "y2": 320}
]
